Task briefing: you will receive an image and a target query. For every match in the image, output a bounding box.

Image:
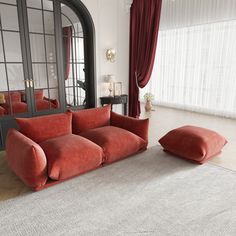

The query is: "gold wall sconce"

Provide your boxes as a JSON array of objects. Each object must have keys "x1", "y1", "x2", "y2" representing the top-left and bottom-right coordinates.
[{"x1": 106, "y1": 48, "x2": 116, "y2": 62}]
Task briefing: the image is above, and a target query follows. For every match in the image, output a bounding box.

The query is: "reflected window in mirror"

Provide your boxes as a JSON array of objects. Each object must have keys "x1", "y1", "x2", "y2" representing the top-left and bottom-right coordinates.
[
  {"x1": 0, "y1": 1, "x2": 28, "y2": 116},
  {"x1": 61, "y1": 3, "x2": 86, "y2": 108}
]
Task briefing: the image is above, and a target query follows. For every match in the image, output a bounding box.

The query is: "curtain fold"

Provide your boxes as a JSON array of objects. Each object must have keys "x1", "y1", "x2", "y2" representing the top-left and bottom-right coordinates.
[
  {"x1": 140, "y1": 0, "x2": 236, "y2": 118},
  {"x1": 141, "y1": 20, "x2": 236, "y2": 118},
  {"x1": 63, "y1": 26, "x2": 72, "y2": 80},
  {"x1": 129, "y1": 0, "x2": 162, "y2": 117}
]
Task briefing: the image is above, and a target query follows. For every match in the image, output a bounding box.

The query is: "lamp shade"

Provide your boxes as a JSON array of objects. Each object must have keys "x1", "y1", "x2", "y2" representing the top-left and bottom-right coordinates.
[{"x1": 106, "y1": 74, "x2": 115, "y2": 83}]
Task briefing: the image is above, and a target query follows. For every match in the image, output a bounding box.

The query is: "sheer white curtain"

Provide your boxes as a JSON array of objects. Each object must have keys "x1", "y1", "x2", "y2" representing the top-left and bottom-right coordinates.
[{"x1": 141, "y1": 0, "x2": 236, "y2": 118}]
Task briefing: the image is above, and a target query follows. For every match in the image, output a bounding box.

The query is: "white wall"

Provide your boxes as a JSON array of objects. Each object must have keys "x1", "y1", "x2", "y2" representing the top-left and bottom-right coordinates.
[{"x1": 81, "y1": 0, "x2": 131, "y2": 112}]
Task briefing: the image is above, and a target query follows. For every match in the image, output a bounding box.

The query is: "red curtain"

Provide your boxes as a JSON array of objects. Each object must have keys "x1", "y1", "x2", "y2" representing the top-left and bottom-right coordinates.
[
  {"x1": 129, "y1": 0, "x2": 162, "y2": 117},
  {"x1": 63, "y1": 27, "x2": 72, "y2": 80}
]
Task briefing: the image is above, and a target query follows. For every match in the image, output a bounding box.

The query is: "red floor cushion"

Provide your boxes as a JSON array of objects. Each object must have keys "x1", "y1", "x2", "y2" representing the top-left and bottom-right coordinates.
[
  {"x1": 80, "y1": 126, "x2": 147, "y2": 164},
  {"x1": 40, "y1": 134, "x2": 104, "y2": 180},
  {"x1": 158, "y1": 125, "x2": 227, "y2": 164}
]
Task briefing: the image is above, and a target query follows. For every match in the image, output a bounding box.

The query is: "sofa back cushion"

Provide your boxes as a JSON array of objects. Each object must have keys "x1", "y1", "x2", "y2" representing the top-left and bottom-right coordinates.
[
  {"x1": 34, "y1": 89, "x2": 44, "y2": 100},
  {"x1": 21, "y1": 89, "x2": 43, "y2": 102},
  {"x1": 16, "y1": 112, "x2": 72, "y2": 143},
  {"x1": 4, "y1": 91, "x2": 21, "y2": 104},
  {"x1": 72, "y1": 105, "x2": 111, "y2": 134}
]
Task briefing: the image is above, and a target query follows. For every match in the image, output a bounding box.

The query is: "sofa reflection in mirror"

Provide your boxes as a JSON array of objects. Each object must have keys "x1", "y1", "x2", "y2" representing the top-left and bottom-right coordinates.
[{"x1": 0, "y1": 90, "x2": 59, "y2": 116}]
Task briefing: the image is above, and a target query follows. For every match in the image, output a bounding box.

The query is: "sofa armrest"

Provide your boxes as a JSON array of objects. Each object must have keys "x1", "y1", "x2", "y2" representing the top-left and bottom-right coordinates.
[
  {"x1": 111, "y1": 112, "x2": 149, "y2": 143},
  {"x1": 6, "y1": 129, "x2": 48, "y2": 190},
  {"x1": 43, "y1": 97, "x2": 60, "y2": 108}
]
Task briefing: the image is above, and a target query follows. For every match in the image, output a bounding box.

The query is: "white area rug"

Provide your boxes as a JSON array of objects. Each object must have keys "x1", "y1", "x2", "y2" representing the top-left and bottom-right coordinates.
[{"x1": 0, "y1": 145, "x2": 236, "y2": 236}]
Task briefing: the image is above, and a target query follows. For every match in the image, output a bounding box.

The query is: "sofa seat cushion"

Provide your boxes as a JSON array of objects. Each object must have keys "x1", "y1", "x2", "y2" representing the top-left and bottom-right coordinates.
[
  {"x1": 16, "y1": 112, "x2": 72, "y2": 143},
  {"x1": 40, "y1": 134, "x2": 104, "y2": 180},
  {"x1": 158, "y1": 125, "x2": 227, "y2": 164},
  {"x1": 80, "y1": 126, "x2": 147, "y2": 164}
]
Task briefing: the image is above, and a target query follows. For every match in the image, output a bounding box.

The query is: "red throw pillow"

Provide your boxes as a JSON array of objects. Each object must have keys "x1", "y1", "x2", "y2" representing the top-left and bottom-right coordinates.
[
  {"x1": 158, "y1": 125, "x2": 227, "y2": 164},
  {"x1": 6, "y1": 129, "x2": 48, "y2": 189},
  {"x1": 16, "y1": 112, "x2": 72, "y2": 143},
  {"x1": 72, "y1": 105, "x2": 111, "y2": 134}
]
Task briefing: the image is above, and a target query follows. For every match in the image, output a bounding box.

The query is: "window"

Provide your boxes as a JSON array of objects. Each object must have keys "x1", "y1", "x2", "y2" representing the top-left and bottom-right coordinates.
[{"x1": 142, "y1": 20, "x2": 236, "y2": 118}]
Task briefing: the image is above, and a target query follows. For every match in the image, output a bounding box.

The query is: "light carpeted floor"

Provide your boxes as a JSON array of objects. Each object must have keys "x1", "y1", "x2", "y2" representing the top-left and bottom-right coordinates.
[{"x1": 0, "y1": 145, "x2": 236, "y2": 236}]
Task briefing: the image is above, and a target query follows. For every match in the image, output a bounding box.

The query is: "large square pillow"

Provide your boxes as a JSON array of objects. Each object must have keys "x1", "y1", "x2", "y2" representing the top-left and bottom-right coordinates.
[
  {"x1": 72, "y1": 105, "x2": 111, "y2": 134},
  {"x1": 158, "y1": 125, "x2": 227, "y2": 164},
  {"x1": 16, "y1": 112, "x2": 72, "y2": 143}
]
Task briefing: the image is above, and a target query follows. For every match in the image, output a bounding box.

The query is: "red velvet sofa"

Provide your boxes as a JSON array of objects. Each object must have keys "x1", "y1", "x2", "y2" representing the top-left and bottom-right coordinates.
[
  {"x1": 0, "y1": 90, "x2": 59, "y2": 115},
  {"x1": 6, "y1": 105, "x2": 149, "y2": 191}
]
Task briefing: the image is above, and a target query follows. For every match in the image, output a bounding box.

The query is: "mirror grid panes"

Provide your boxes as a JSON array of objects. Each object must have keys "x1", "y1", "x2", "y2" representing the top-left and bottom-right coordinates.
[
  {"x1": 0, "y1": 2, "x2": 28, "y2": 116},
  {"x1": 0, "y1": 0, "x2": 94, "y2": 149},
  {"x1": 27, "y1": 0, "x2": 60, "y2": 112},
  {"x1": 61, "y1": 4, "x2": 85, "y2": 108}
]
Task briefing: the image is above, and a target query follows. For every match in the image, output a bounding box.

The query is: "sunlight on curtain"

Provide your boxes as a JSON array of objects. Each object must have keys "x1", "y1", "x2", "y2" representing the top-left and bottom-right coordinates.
[{"x1": 141, "y1": 20, "x2": 236, "y2": 118}]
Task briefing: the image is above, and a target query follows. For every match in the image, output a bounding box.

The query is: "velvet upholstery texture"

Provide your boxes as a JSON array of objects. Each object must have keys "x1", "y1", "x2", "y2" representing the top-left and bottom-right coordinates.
[
  {"x1": 4, "y1": 91, "x2": 21, "y2": 103},
  {"x1": 6, "y1": 129, "x2": 48, "y2": 189},
  {"x1": 34, "y1": 90, "x2": 44, "y2": 100},
  {"x1": 158, "y1": 125, "x2": 227, "y2": 164},
  {"x1": 72, "y1": 105, "x2": 111, "y2": 134},
  {"x1": 35, "y1": 100, "x2": 58, "y2": 111},
  {"x1": 40, "y1": 134, "x2": 104, "y2": 180},
  {"x1": 0, "y1": 106, "x2": 6, "y2": 115},
  {"x1": 16, "y1": 112, "x2": 72, "y2": 143},
  {"x1": 2, "y1": 91, "x2": 27, "y2": 114},
  {"x1": 2, "y1": 102, "x2": 28, "y2": 114},
  {"x1": 80, "y1": 126, "x2": 147, "y2": 164},
  {"x1": 21, "y1": 90, "x2": 59, "y2": 111},
  {"x1": 111, "y1": 111, "x2": 149, "y2": 143}
]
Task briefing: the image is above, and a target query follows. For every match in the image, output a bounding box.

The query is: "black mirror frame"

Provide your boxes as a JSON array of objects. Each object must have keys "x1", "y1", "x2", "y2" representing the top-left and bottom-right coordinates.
[{"x1": 61, "y1": 0, "x2": 96, "y2": 108}]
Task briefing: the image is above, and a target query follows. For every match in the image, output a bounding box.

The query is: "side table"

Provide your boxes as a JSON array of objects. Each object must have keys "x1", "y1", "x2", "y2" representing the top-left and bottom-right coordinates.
[{"x1": 100, "y1": 95, "x2": 128, "y2": 115}]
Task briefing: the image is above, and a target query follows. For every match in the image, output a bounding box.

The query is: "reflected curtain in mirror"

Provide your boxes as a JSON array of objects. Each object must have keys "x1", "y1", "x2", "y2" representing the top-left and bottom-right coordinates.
[{"x1": 63, "y1": 26, "x2": 72, "y2": 80}]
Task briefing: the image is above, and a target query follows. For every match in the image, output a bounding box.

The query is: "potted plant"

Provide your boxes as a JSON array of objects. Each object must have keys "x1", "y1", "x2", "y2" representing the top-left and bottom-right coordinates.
[{"x1": 143, "y1": 92, "x2": 154, "y2": 112}]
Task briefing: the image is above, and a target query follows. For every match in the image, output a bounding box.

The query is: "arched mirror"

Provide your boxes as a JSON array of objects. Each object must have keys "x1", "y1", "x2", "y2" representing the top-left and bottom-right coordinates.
[
  {"x1": 26, "y1": 0, "x2": 61, "y2": 113},
  {"x1": 0, "y1": 0, "x2": 29, "y2": 116},
  {"x1": 0, "y1": 0, "x2": 95, "y2": 149},
  {"x1": 61, "y1": 3, "x2": 86, "y2": 108}
]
